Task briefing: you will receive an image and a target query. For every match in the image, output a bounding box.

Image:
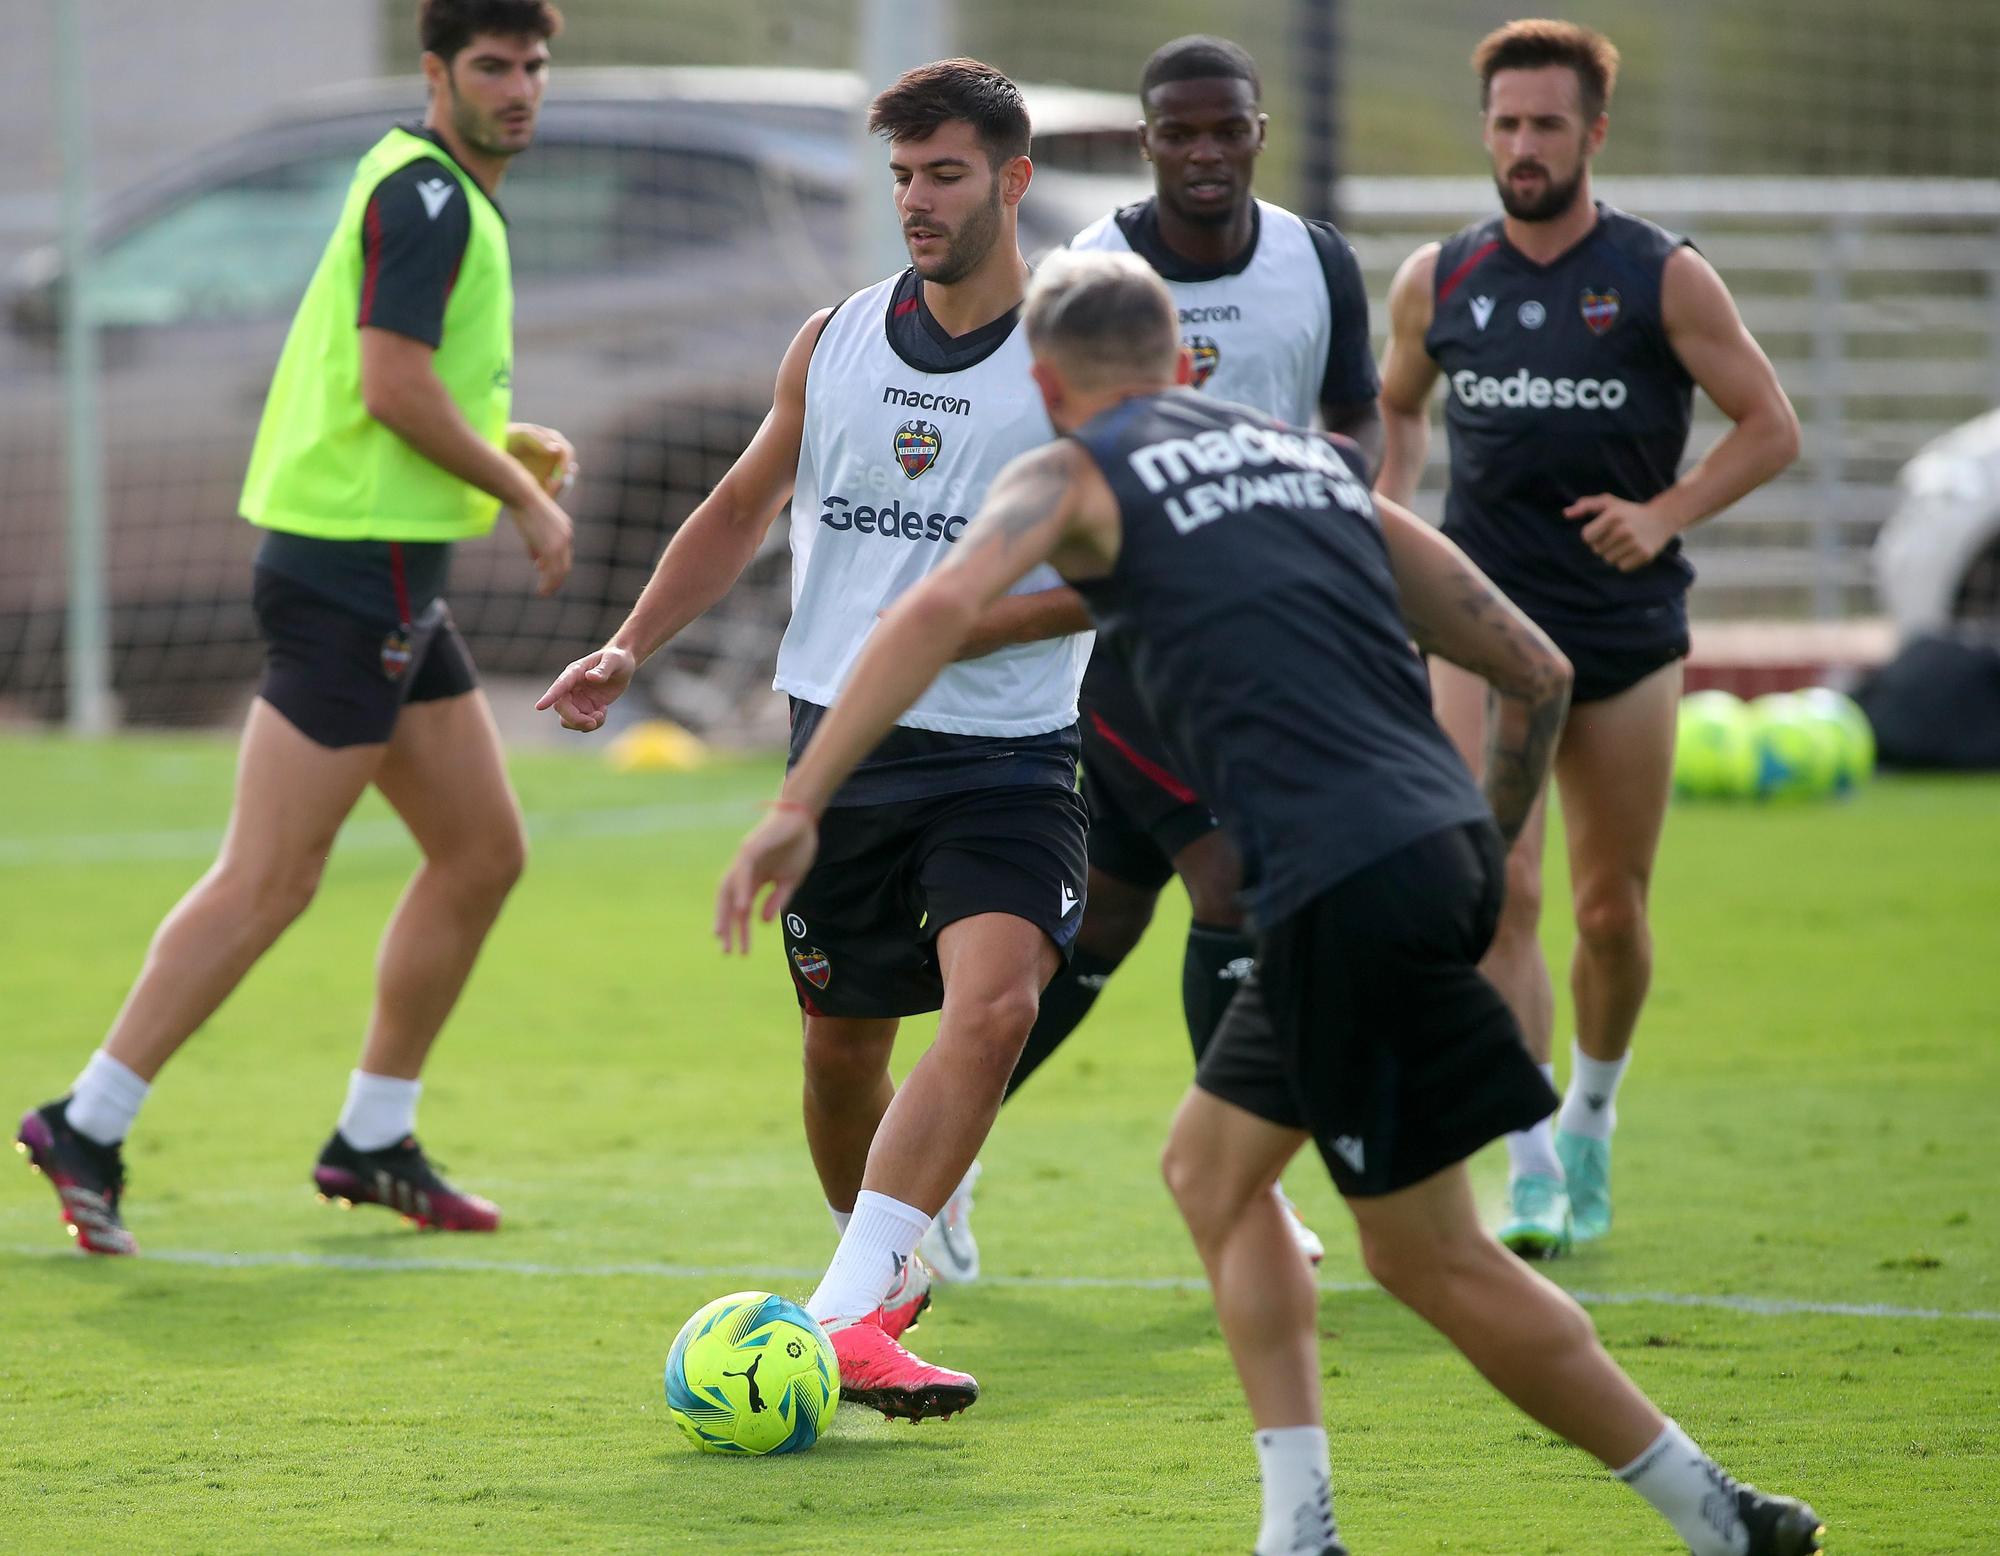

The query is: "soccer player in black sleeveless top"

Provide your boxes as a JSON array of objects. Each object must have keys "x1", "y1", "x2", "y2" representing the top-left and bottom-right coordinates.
[
  {"x1": 1379, "y1": 21, "x2": 1800, "y2": 1259},
  {"x1": 719, "y1": 254, "x2": 1823, "y2": 1556},
  {"x1": 944, "y1": 33, "x2": 1380, "y2": 1281}
]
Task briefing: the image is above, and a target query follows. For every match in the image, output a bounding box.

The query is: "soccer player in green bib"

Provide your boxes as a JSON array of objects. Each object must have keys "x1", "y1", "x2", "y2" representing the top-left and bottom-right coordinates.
[{"x1": 16, "y1": 0, "x2": 576, "y2": 1254}]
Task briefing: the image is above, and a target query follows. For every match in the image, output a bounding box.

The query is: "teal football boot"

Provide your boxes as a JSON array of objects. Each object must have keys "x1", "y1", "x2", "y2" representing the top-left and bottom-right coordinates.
[
  {"x1": 1497, "y1": 1172, "x2": 1572, "y2": 1259},
  {"x1": 1555, "y1": 1129, "x2": 1612, "y2": 1242}
]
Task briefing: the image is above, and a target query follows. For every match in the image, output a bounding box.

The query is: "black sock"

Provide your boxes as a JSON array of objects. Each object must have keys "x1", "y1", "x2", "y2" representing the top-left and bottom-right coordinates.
[
  {"x1": 1004, "y1": 948, "x2": 1123, "y2": 1100},
  {"x1": 1182, "y1": 922, "x2": 1256, "y2": 1063}
]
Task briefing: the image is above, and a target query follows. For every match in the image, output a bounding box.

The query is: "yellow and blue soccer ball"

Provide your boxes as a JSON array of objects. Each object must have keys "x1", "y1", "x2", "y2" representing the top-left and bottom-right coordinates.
[
  {"x1": 1674, "y1": 689, "x2": 1761, "y2": 799},
  {"x1": 1750, "y1": 692, "x2": 1842, "y2": 801},
  {"x1": 664, "y1": 1292, "x2": 838, "y2": 1455},
  {"x1": 1798, "y1": 687, "x2": 1876, "y2": 793}
]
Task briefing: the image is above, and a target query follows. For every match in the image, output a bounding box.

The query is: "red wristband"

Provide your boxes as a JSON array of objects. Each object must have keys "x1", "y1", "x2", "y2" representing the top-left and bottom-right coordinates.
[{"x1": 770, "y1": 799, "x2": 816, "y2": 819}]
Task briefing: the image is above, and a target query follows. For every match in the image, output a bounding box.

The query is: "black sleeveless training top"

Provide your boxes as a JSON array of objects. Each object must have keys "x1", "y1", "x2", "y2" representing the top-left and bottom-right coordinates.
[
  {"x1": 1424, "y1": 202, "x2": 1696, "y2": 624},
  {"x1": 1067, "y1": 389, "x2": 1490, "y2": 925}
]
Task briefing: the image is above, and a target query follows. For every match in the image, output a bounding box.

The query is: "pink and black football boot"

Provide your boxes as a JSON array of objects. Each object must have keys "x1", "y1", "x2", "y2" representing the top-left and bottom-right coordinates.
[
  {"x1": 826, "y1": 1317, "x2": 979, "y2": 1422},
  {"x1": 312, "y1": 1132, "x2": 500, "y2": 1232},
  {"x1": 16, "y1": 1098, "x2": 138, "y2": 1256}
]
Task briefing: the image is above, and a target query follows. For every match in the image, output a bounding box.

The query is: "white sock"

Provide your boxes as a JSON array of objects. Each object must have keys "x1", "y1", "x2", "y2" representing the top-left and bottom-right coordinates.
[
  {"x1": 65, "y1": 1050, "x2": 150, "y2": 1146},
  {"x1": 1506, "y1": 1065, "x2": 1563, "y2": 1181},
  {"x1": 1253, "y1": 1425, "x2": 1338, "y2": 1556},
  {"x1": 1617, "y1": 1419, "x2": 1748, "y2": 1556},
  {"x1": 1558, "y1": 1042, "x2": 1631, "y2": 1141},
  {"x1": 337, "y1": 1070, "x2": 421, "y2": 1152},
  {"x1": 805, "y1": 1189, "x2": 931, "y2": 1329},
  {"x1": 828, "y1": 1202, "x2": 852, "y2": 1237}
]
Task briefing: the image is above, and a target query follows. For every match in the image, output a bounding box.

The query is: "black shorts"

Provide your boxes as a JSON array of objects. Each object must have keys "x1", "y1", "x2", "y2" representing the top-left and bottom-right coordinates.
[
  {"x1": 1078, "y1": 654, "x2": 1219, "y2": 891},
  {"x1": 1197, "y1": 821, "x2": 1557, "y2": 1198},
  {"x1": 253, "y1": 568, "x2": 478, "y2": 749},
  {"x1": 780, "y1": 783, "x2": 1090, "y2": 1020},
  {"x1": 1531, "y1": 598, "x2": 1689, "y2": 706}
]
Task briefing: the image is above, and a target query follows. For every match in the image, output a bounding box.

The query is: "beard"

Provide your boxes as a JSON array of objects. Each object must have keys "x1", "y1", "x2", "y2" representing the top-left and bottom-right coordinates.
[
  {"x1": 448, "y1": 82, "x2": 531, "y2": 159},
  {"x1": 911, "y1": 184, "x2": 1003, "y2": 285},
  {"x1": 1495, "y1": 160, "x2": 1586, "y2": 223}
]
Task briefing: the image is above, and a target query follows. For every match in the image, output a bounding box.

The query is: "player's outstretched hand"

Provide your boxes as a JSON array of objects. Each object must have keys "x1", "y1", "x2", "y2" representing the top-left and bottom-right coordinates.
[
  {"x1": 716, "y1": 807, "x2": 819, "y2": 955},
  {"x1": 537, "y1": 645, "x2": 635, "y2": 732},
  {"x1": 1565, "y1": 493, "x2": 1678, "y2": 573}
]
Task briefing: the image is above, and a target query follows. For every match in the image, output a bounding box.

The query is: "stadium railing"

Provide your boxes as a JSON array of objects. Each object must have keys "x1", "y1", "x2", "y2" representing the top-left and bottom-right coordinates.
[{"x1": 1341, "y1": 175, "x2": 2000, "y2": 624}]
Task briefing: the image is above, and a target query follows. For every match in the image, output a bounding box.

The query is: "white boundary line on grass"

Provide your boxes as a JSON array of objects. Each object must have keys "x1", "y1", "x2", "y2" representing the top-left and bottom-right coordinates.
[
  {"x1": 10, "y1": 1244, "x2": 1999, "y2": 1324},
  {"x1": 0, "y1": 797, "x2": 761, "y2": 867}
]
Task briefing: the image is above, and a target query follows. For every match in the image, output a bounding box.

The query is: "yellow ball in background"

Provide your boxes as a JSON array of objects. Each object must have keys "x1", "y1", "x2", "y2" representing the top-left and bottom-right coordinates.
[{"x1": 605, "y1": 719, "x2": 709, "y2": 774}]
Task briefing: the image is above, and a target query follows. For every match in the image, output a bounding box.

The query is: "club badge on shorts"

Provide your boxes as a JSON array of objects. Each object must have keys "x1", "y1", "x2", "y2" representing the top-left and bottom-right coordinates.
[
  {"x1": 792, "y1": 947, "x2": 833, "y2": 990},
  {"x1": 380, "y1": 629, "x2": 413, "y2": 682}
]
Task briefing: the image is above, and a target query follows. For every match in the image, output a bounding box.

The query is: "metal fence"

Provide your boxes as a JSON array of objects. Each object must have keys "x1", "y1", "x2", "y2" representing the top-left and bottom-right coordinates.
[{"x1": 8, "y1": 0, "x2": 2000, "y2": 730}]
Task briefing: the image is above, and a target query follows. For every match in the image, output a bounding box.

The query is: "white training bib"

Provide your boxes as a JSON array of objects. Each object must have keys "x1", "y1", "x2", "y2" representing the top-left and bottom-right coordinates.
[
  {"x1": 776, "y1": 273, "x2": 1090, "y2": 737},
  {"x1": 1069, "y1": 199, "x2": 1331, "y2": 428}
]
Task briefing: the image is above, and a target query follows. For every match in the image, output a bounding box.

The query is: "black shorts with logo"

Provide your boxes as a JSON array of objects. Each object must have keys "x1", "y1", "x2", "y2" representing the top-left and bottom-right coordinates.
[
  {"x1": 1196, "y1": 821, "x2": 1557, "y2": 1198},
  {"x1": 253, "y1": 568, "x2": 478, "y2": 749},
  {"x1": 780, "y1": 783, "x2": 1090, "y2": 1020},
  {"x1": 1077, "y1": 652, "x2": 1220, "y2": 891}
]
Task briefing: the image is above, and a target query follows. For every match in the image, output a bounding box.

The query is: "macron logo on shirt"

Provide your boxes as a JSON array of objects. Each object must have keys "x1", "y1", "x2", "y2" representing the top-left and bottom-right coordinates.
[{"x1": 416, "y1": 177, "x2": 457, "y2": 220}]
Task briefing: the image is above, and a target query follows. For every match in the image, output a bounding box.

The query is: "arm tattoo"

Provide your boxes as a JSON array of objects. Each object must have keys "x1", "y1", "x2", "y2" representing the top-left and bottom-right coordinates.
[
  {"x1": 1405, "y1": 560, "x2": 1571, "y2": 847},
  {"x1": 946, "y1": 447, "x2": 1076, "y2": 571},
  {"x1": 1404, "y1": 564, "x2": 1528, "y2": 684},
  {"x1": 1482, "y1": 679, "x2": 1569, "y2": 847}
]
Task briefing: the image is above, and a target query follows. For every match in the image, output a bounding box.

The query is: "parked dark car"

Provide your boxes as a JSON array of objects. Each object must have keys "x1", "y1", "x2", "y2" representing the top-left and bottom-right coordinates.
[{"x1": 2, "y1": 67, "x2": 1143, "y2": 726}]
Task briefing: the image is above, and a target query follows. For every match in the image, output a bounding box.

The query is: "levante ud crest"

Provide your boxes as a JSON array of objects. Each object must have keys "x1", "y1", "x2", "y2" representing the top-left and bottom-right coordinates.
[
  {"x1": 894, "y1": 419, "x2": 942, "y2": 479},
  {"x1": 1580, "y1": 289, "x2": 1621, "y2": 335},
  {"x1": 379, "y1": 629, "x2": 413, "y2": 682},
  {"x1": 792, "y1": 946, "x2": 832, "y2": 990},
  {"x1": 1186, "y1": 335, "x2": 1221, "y2": 389}
]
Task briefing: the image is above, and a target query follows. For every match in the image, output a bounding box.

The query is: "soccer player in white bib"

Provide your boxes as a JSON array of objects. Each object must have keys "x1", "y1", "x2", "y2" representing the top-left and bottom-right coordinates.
[
  {"x1": 945, "y1": 35, "x2": 1386, "y2": 1282},
  {"x1": 539, "y1": 60, "x2": 1090, "y2": 1420}
]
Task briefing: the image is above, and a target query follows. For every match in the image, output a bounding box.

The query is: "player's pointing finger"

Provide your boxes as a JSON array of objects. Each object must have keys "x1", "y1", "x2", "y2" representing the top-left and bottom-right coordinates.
[{"x1": 533, "y1": 670, "x2": 573, "y2": 711}]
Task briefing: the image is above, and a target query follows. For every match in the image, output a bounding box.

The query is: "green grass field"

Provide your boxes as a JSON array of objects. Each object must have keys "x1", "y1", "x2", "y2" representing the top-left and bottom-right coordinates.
[{"x1": 3, "y1": 733, "x2": 1997, "y2": 1554}]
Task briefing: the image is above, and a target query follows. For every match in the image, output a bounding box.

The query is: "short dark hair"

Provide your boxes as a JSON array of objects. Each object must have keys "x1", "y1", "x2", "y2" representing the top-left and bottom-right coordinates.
[
  {"x1": 419, "y1": 0, "x2": 563, "y2": 64},
  {"x1": 1140, "y1": 35, "x2": 1261, "y2": 104},
  {"x1": 867, "y1": 59, "x2": 1031, "y2": 168},
  {"x1": 1472, "y1": 18, "x2": 1620, "y2": 121}
]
